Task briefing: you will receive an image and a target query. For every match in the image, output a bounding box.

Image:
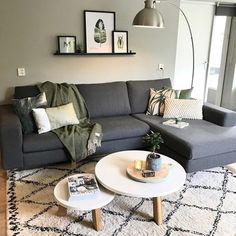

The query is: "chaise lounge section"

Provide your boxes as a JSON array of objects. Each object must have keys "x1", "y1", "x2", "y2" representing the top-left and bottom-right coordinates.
[{"x1": 1, "y1": 78, "x2": 236, "y2": 172}]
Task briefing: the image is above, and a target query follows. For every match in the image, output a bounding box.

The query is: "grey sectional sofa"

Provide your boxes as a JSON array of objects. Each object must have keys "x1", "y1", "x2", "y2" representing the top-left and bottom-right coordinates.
[{"x1": 1, "y1": 78, "x2": 236, "y2": 172}]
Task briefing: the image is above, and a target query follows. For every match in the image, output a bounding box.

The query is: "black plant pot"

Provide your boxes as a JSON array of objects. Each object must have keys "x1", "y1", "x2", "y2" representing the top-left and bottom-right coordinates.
[{"x1": 146, "y1": 152, "x2": 162, "y2": 171}]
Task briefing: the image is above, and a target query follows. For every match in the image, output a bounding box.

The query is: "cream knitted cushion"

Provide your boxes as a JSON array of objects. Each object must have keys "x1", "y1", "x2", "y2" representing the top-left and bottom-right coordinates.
[
  {"x1": 163, "y1": 98, "x2": 203, "y2": 119},
  {"x1": 146, "y1": 88, "x2": 177, "y2": 116}
]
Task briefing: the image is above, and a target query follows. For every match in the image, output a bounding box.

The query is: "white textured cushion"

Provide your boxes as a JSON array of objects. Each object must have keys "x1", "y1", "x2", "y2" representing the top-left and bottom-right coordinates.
[
  {"x1": 32, "y1": 108, "x2": 51, "y2": 134},
  {"x1": 33, "y1": 103, "x2": 79, "y2": 134},
  {"x1": 146, "y1": 88, "x2": 177, "y2": 116},
  {"x1": 163, "y1": 98, "x2": 203, "y2": 119}
]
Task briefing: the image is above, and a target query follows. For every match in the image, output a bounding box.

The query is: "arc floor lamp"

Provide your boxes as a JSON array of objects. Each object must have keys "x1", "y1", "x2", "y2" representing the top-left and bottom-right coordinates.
[{"x1": 133, "y1": 0, "x2": 195, "y2": 88}]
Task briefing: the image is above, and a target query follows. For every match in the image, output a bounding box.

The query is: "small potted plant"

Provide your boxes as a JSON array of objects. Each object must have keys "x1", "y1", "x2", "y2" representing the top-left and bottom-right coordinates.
[{"x1": 143, "y1": 131, "x2": 164, "y2": 171}]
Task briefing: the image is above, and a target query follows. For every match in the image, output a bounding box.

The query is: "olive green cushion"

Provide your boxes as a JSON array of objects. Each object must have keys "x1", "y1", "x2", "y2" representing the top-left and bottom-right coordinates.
[{"x1": 177, "y1": 88, "x2": 193, "y2": 99}]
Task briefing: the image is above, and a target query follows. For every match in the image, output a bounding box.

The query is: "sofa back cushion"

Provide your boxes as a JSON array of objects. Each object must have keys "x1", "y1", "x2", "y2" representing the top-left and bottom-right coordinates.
[
  {"x1": 77, "y1": 82, "x2": 131, "y2": 118},
  {"x1": 127, "y1": 78, "x2": 172, "y2": 114},
  {"x1": 15, "y1": 85, "x2": 40, "y2": 99}
]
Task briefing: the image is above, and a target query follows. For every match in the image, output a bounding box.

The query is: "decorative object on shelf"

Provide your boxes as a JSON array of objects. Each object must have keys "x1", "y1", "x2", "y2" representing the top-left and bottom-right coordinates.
[
  {"x1": 143, "y1": 131, "x2": 164, "y2": 171},
  {"x1": 112, "y1": 31, "x2": 128, "y2": 53},
  {"x1": 84, "y1": 10, "x2": 116, "y2": 53},
  {"x1": 133, "y1": 0, "x2": 195, "y2": 88},
  {"x1": 54, "y1": 52, "x2": 136, "y2": 56},
  {"x1": 57, "y1": 36, "x2": 76, "y2": 53}
]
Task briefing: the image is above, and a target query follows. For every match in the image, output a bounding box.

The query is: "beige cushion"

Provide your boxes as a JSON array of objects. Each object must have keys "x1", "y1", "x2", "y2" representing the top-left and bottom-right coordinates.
[
  {"x1": 163, "y1": 98, "x2": 203, "y2": 119},
  {"x1": 33, "y1": 103, "x2": 79, "y2": 134},
  {"x1": 146, "y1": 88, "x2": 177, "y2": 116},
  {"x1": 46, "y1": 103, "x2": 79, "y2": 130}
]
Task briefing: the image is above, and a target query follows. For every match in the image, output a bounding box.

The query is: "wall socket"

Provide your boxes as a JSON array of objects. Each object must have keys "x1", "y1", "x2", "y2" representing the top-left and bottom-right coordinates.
[
  {"x1": 158, "y1": 64, "x2": 164, "y2": 71},
  {"x1": 17, "y1": 68, "x2": 26, "y2": 77}
]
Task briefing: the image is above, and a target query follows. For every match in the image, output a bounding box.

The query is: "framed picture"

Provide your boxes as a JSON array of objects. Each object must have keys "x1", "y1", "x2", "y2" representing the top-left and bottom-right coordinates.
[
  {"x1": 57, "y1": 36, "x2": 76, "y2": 53},
  {"x1": 112, "y1": 31, "x2": 128, "y2": 53},
  {"x1": 84, "y1": 10, "x2": 116, "y2": 53}
]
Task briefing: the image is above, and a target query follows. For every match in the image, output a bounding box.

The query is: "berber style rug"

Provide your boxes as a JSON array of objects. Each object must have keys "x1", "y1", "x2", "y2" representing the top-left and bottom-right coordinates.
[{"x1": 7, "y1": 160, "x2": 236, "y2": 236}]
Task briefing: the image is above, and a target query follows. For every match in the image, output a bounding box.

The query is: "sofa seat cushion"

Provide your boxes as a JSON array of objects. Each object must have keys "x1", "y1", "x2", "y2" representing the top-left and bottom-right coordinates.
[
  {"x1": 23, "y1": 132, "x2": 64, "y2": 153},
  {"x1": 133, "y1": 113, "x2": 236, "y2": 160},
  {"x1": 92, "y1": 116, "x2": 150, "y2": 142}
]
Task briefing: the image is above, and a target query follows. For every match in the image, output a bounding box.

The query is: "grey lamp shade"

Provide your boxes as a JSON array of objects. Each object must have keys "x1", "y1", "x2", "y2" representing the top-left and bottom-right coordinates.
[{"x1": 133, "y1": 8, "x2": 165, "y2": 28}]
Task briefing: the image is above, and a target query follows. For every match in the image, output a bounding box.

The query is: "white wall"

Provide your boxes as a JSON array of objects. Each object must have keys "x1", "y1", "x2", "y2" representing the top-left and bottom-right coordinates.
[
  {"x1": 174, "y1": 0, "x2": 214, "y2": 99},
  {"x1": 0, "y1": 0, "x2": 180, "y2": 104}
]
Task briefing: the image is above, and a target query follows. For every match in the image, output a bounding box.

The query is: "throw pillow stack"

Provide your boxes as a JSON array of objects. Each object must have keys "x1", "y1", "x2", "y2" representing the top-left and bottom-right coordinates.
[
  {"x1": 12, "y1": 93, "x2": 80, "y2": 134},
  {"x1": 33, "y1": 103, "x2": 79, "y2": 134},
  {"x1": 146, "y1": 87, "x2": 203, "y2": 119}
]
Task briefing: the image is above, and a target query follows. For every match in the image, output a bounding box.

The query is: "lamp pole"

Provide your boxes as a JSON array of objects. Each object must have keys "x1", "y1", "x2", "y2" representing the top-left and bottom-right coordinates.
[
  {"x1": 163, "y1": 1, "x2": 195, "y2": 88},
  {"x1": 133, "y1": 0, "x2": 195, "y2": 88}
]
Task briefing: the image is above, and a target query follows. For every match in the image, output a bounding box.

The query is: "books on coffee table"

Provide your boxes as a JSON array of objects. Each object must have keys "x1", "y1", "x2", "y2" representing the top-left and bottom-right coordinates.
[{"x1": 67, "y1": 174, "x2": 100, "y2": 201}]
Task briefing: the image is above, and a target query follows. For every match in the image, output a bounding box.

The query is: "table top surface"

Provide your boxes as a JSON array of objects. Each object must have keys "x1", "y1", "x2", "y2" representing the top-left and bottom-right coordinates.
[
  {"x1": 95, "y1": 150, "x2": 186, "y2": 198},
  {"x1": 54, "y1": 175, "x2": 114, "y2": 211}
]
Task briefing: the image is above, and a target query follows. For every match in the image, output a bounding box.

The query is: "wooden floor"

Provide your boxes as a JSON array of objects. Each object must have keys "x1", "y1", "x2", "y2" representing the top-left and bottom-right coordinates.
[{"x1": 0, "y1": 167, "x2": 7, "y2": 236}]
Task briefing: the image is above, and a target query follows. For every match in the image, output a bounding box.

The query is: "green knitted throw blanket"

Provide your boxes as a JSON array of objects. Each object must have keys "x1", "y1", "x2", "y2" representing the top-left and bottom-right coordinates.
[{"x1": 38, "y1": 81, "x2": 102, "y2": 162}]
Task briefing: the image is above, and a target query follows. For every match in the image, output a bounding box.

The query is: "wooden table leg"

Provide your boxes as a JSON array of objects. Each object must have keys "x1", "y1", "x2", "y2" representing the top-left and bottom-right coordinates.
[
  {"x1": 57, "y1": 205, "x2": 67, "y2": 216},
  {"x1": 92, "y1": 208, "x2": 103, "y2": 231},
  {"x1": 153, "y1": 197, "x2": 163, "y2": 225}
]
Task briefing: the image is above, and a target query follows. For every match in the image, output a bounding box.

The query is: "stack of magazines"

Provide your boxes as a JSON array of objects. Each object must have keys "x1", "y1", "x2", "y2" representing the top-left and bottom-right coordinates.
[{"x1": 67, "y1": 174, "x2": 100, "y2": 201}]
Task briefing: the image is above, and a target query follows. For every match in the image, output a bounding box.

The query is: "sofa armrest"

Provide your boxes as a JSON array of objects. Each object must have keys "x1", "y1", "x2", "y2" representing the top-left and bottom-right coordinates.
[
  {"x1": 203, "y1": 103, "x2": 236, "y2": 127},
  {"x1": 0, "y1": 105, "x2": 24, "y2": 169}
]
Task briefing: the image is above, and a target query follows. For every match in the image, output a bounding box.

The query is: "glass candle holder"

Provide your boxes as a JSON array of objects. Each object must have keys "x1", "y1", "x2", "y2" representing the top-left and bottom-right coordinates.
[{"x1": 134, "y1": 160, "x2": 142, "y2": 171}]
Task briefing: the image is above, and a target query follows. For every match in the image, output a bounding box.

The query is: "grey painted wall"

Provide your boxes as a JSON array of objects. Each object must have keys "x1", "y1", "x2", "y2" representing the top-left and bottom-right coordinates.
[{"x1": 0, "y1": 0, "x2": 180, "y2": 104}]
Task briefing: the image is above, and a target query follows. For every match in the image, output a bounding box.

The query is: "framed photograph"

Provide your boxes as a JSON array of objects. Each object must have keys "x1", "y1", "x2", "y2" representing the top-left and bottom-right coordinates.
[
  {"x1": 112, "y1": 31, "x2": 128, "y2": 53},
  {"x1": 84, "y1": 10, "x2": 116, "y2": 53},
  {"x1": 57, "y1": 36, "x2": 76, "y2": 53}
]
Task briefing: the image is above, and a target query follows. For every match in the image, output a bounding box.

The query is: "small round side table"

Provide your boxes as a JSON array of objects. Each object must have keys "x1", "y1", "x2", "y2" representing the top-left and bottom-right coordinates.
[{"x1": 54, "y1": 174, "x2": 114, "y2": 231}]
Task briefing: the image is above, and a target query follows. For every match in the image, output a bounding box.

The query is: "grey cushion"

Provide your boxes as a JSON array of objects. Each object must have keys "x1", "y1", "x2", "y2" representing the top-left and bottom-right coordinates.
[
  {"x1": 77, "y1": 82, "x2": 131, "y2": 118},
  {"x1": 23, "y1": 132, "x2": 64, "y2": 153},
  {"x1": 23, "y1": 116, "x2": 149, "y2": 153},
  {"x1": 127, "y1": 78, "x2": 172, "y2": 114},
  {"x1": 92, "y1": 116, "x2": 150, "y2": 141},
  {"x1": 95, "y1": 137, "x2": 145, "y2": 155},
  {"x1": 133, "y1": 113, "x2": 236, "y2": 160}
]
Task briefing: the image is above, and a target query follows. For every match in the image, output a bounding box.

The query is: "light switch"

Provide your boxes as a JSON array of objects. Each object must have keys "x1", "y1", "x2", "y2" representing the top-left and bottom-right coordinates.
[{"x1": 17, "y1": 68, "x2": 26, "y2": 77}]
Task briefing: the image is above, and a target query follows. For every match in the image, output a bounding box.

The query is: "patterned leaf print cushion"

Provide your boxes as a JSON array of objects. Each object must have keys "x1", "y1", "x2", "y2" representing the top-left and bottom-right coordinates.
[{"x1": 146, "y1": 88, "x2": 177, "y2": 116}]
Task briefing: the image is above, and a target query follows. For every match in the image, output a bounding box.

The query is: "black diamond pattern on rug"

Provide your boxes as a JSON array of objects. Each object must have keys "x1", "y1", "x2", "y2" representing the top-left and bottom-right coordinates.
[{"x1": 7, "y1": 161, "x2": 236, "y2": 236}]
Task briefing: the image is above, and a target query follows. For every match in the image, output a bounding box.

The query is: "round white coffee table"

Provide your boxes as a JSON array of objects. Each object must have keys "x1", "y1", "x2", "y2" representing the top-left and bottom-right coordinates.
[
  {"x1": 54, "y1": 174, "x2": 114, "y2": 231},
  {"x1": 95, "y1": 150, "x2": 186, "y2": 225}
]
